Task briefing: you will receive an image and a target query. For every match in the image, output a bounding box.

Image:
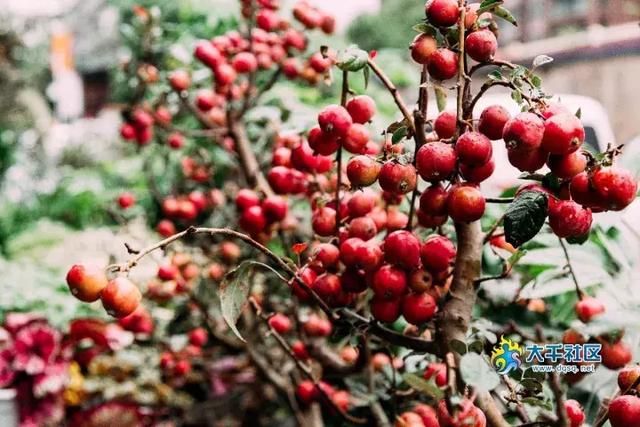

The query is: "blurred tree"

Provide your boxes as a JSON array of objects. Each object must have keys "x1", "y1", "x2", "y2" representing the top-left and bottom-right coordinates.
[{"x1": 347, "y1": 0, "x2": 423, "y2": 51}]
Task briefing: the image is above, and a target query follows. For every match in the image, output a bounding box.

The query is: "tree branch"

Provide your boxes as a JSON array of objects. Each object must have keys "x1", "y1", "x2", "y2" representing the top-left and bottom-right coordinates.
[{"x1": 367, "y1": 58, "x2": 415, "y2": 134}]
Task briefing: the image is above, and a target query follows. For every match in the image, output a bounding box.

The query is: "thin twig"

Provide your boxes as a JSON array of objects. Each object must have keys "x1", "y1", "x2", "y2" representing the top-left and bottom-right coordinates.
[
  {"x1": 407, "y1": 65, "x2": 429, "y2": 230},
  {"x1": 335, "y1": 69, "x2": 348, "y2": 235},
  {"x1": 367, "y1": 58, "x2": 415, "y2": 133},
  {"x1": 558, "y1": 237, "x2": 583, "y2": 300}
]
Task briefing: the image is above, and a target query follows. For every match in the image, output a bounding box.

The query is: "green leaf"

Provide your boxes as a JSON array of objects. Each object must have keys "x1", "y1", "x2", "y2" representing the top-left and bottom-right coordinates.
[
  {"x1": 337, "y1": 45, "x2": 369, "y2": 72},
  {"x1": 493, "y1": 6, "x2": 518, "y2": 26},
  {"x1": 522, "y1": 396, "x2": 553, "y2": 411},
  {"x1": 531, "y1": 75, "x2": 542, "y2": 88},
  {"x1": 392, "y1": 126, "x2": 408, "y2": 144},
  {"x1": 504, "y1": 191, "x2": 548, "y2": 248},
  {"x1": 532, "y1": 55, "x2": 554, "y2": 69},
  {"x1": 478, "y1": 0, "x2": 504, "y2": 14},
  {"x1": 507, "y1": 248, "x2": 527, "y2": 267},
  {"x1": 403, "y1": 373, "x2": 444, "y2": 399},
  {"x1": 488, "y1": 69, "x2": 504, "y2": 81},
  {"x1": 220, "y1": 260, "x2": 282, "y2": 341},
  {"x1": 450, "y1": 339, "x2": 468, "y2": 355},
  {"x1": 459, "y1": 353, "x2": 500, "y2": 392},
  {"x1": 566, "y1": 233, "x2": 589, "y2": 245},
  {"x1": 511, "y1": 90, "x2": 523, "y2": 105},
  {"x1": 520, "y1": 378, "x2": 543, "y2": 394},
  {"x1": 435, "y1": 85, "x2": 447, "y2": 112},
  {"x1": 413, "y1": 22, "x2": 439, "y2": 37}
]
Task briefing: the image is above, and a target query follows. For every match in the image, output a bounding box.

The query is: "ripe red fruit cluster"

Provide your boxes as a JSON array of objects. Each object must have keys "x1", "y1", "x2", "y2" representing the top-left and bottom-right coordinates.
[
  {"x1": 120, "y1": 108, "x2": 155, "y2": 146},
  {"x1": 159, "y1": 190, "x2": 211, "y2": 225},
  {"x1": 235, "y1": 188, "x2": 289, "y2": 238},
  {"x1": 295, "y1": 380, "x2": 350, "y2": 412},
  {"x1": 146, "y1": 254, "x2": 202, "y2": 302}
]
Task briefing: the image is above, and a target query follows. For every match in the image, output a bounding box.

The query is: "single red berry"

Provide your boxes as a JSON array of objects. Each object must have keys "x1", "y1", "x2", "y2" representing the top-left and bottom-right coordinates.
[
  {"x1": 188, "y1": 327, "x2": 208, "y2": 347},
  {"x1": 479, "y1": 105, "x2": 511, "y2": 140},
  {"x1": 575, "y1": 296, "x2": 605, "y2": 323},
  {"x1": 318, "y1": 104, "x2": 353, "y2": 138},
  {"x1": 437, "y1": 399, "x2": 486, "y2": 427},
  {"x1": 508, "y1": 147, "x2": 549, "y2": 173},
  {"x1": 548, "y1": 150, "x2": 588, "y2": 179},
  {"x1": 118, "y1": 192, "x2": 136, "y2": 209},
  {"x1": 167, "y1": 132, "x2": 185, "y2": 149},
  {"x1": 617, "y1": 365, "x2": 640, "y2": 392},
  {"x1": 416, "y1": 142, "x2": 457, "y2": 182},
  {"x1": 465, "y1": 29, "x2": 498, "y2": 62},
  {"x1": 421, "y1": 235, "x2": 456, "y2": 274},
  {"x1": 371, "y1": 264, "x2": 408, "y2": 300},
  {"x1": 342, "y1": 123, "x2": 370, "y2": 154},
  {"x1": 347, "y1": 156, "x2": 381, "y2": 187},
  {"x1": 378, "y1": 162, "x2": 417, "y2": 194},
  {"x1": 256, "y1": 8, "x2": 280, "y2": 31},
  {"x1": 157, "y1": 264, "x2": 179, "y2": 281},
  {"x1": 296, "y1": 381, "x2": 318, "y2": 405},
  {"x1": 420, "y1": 184, "x2": 449, "y2": 216},
  {"x1": 214, "y1": 63, "x2": 237, "y2": 86},
  {"x1": 101, "y1": 277, "x2": 142, "y2": 318},
  {"x1": 460, "y1": 158, "x2": 495, "y2": 183},
  {"x1": 427, "y1": 48, "x2": 458, "y2": 81},
  {"x1": 396, "y1": 412, "x2": 425, "y2": 427},
  {"x1": 384, "y1": 230, "x2": 422, "y2": 270},
  {"x1": 194, "y1": 41, "x2": 222, "y2": 68},
  {"x1": 456, "y1": 131, "x2": 493, "y2": 166},
  {"x1": 414, "y1": 403, "x2": 440, "y2": 427},
  {"x1": 370, "y1": 297, "x2": 402, "y2": 323},
  {"x1": 348, "y1": 216, "x2": 378, "y2": 241},
  {"x1": 309, "y1": 52, "x2": 333, "y2": 73},
  {"x1": 156, "y1": 219, "x2": 176, "y2": 237},
  {"x1": 66, "y1": 264, "x2": 108, "y2": 302},
  {"x1": 120, "y1": 123, "x2": 136, "y2": 140},
  {"x1": 564, "y1": 400, "x2": 585, "y2": 427},
  {"x1": 434, "y1": 111, "x2": 457, "y2": 139},
  {"x1": 447, "y1": 184, "x2": 486, "y2": 222},
  {"x1": 262, "y1": 195, "x2": 288, "y2": 223},
  {"x1": 541, "y1": 113, "x2": 585, "y2": 155},
  {"x1": 173, "y1": 359, "x2": 191, "y2": 376},
  {"x1": 410, "y1": 33, "x2": 438, "y2": 65},
  {"x1": 591, "y1": 167, "x2": 638, "y2": 211},
  {"x1": 608, "y1": 395, "x2": 640, "y2": 427},
  {"x1": 312, "y1": 206, "x2": 337, "y2": 236},
  {"x1": 348, "y1": 189, "x2": 378, "y2": 217},
  {"x1": 346, "y1": 95, "x2": 376, "y2": 124},
  {"x1": 291, "y1": 340, "x2": 309, "y2": 360},
  {"x1": 268, "y1": 313, "x2": 292, "y2": 334},
  {"x1": 239, "y1": 205, "x2": 267, "y2": 235},
  {"x1": 548, "y1": 200, "x2": 592, "y2": 239},
  {"x1": 402, "y1": 292, "x2": 437, "y2": 325},
  {"x1": 602, "y1": 341, "x2": 633, "y2": 370},
  {"x1": 503, "y1": 112, "x2": 545, "y2": 151},
  {"x1": 426, "y1": 0, "x2": 460, "y2": 27},
  {"x1": 417, "y1": 210, "x2": 448, "y2": 229},
  {"x1": 169, "y1": 70, "x2": 191, "y2": 91},
  {"x1": 236, "y1": 189, "x2": 260, "y2": 211},
  {"x1": 232, "y1": 52, "x2": 258, "y2": 73},
  {"x1": 340, "y1": 268, "x2": 368, "y2": 293},
  {"x1": 312, "y1": 273, "x2": 343, "y2": 305},
  {"x1": 308, "y1": 126, "x2": 340, "y2": 156}
]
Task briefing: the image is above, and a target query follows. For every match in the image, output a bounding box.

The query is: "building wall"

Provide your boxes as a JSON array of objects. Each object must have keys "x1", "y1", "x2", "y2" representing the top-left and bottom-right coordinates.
[{"x1": 534, "y1": 56, "x2": 640, "y2": 145}]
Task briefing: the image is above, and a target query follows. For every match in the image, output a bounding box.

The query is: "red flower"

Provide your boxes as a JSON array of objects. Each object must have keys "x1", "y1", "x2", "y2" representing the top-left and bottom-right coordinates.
[{"x1": 12, "y1": 323, "x2": 60, "y2": 375}]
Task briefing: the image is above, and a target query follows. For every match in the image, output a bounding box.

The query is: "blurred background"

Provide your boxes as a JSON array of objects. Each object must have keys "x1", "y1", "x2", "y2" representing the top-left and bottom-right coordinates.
[{"x1": 1, "y1": 0, "x2": 639, "y2": 425}]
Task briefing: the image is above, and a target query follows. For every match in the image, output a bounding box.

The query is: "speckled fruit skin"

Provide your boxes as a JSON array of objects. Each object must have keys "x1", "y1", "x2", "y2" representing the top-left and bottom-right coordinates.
[
  {"x1": 421, "y1": 235, "x2": 456, "y2": 274},
  {"x1": 460, "y1": 158, "x2": 495, "y2": 183},
  {"x1": 346, "y1": 95, "x2": 376, "y2": 124},
  {"x1": 342, "y1": 123, "x2": 370, "y2": 154},
  {"x1": 348, "y1": 216, "x2": 377, "y2": 240},
  {"x1": 479, "y1": 105, "x2": 511, "y2": 140},
  {"x1": 402, "y1": 292, "x2": 437, "y2": 325},
  {"x1": 312, "y1": 206, "x2": 337, "y2": 236},
  {"x1": 347, "y1": 155, "x2": 381, "y2": 187},
  {"x1": 410, "y1": 33, "x2": 438, "y2": 65},
  {"x1": 379, "y1": 162, "x2": 418, "y2": 195},
  {"x1": 618, "y1": 365, "x2": 640, "y2": 392},
  {"x1": 434, "y1": 111, "x2": 457, "y2": 139},
  {"x1": 384, "y1": 230, "x2": 422, "y2": 270},
  {"x1": 609, "y1": 395, "x2": 640, "y2": 427},
  {"x1": 548, "y1": 200, "x2": 592, "y2": 238},
  {"x1": 465, "y1": 29, "x2": 498, "y2": 62},
  {"x1": 426, "y1": 0, "x2": 460, "y2": 27},
  {"x1": 455, "y1": 131, "x2": 493, "y2": 166},
  {"x1": 370, "y1": 297, "x2": 402, "y2": 323},
  {"x1": 503, "y1": 112, "x2": 545, "y2": 151},
  {"x1": 508, "y1": 147, "x2": 549, "y2": 173},
  {"x1": 371, "y1": 265, "x2": 408, "y2": 300},
  {"x1": 427, "y1": 48, "x2": 459, "y2": 81},
  {"x1": 308, "y1": 126, "x2": 340, "y2": 156},
  {"x1": 601, "y1": 341, "x2": 633, "y2": 370},
  {"x1": 66, "y1": 264, "x2": 108, "y2": 302},
  {"x1": 420, "y1": 184, "x2": 449, "y2": 216},
  {"x1": 547, "y1": 150, "x2": 587, "y2": 179},
  {"x1": 416, "y1": 142, "x2": 457, "y2": 182},
  {"x1": 591, "y1": 167, "x2": 638, "y2": 211},
  {"x1": 570, "y1": 172, "x2": 605, "y2": 210},
  {"x1": 318, "y1": 104, "x2": 353, "y2": 137},
  {"x1": 542, "y1": 113, "x2": 585, "y2": 155},
  {"x1": 575, "y1": 296, "x2": 605, "y2": 323},
  {"x1": 564, "y1": 400, "x2": 585, "y2": 427},
  {"x1": 101, "y1": 277, "x2": 142, "y2": 318},
  {"x1": 447, "y1": 184, "x2": 486, "y2": 223}
]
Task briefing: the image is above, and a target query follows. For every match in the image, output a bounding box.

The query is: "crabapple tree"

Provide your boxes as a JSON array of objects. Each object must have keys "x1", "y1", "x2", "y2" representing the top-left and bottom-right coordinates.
[{"x1": 65, "y1": 1, "x2": 639, "y2": 426}]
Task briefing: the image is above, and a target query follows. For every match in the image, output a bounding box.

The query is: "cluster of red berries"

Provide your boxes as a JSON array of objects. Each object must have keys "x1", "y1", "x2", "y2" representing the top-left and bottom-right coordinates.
[
  {"x1": 120, "y1": 108, "x2": 155, "y2": 146},
  {"x1": 146, "y1": 254, "x2": 201, "y2": 302},
  {"x1": 410, "y1": 1, "x2": 493, "y2": 81},
  {"x1": 396, "y1": 398, "x2": 485, "y2": 427},
  {"x1": 159, "y1": 328, "x2": 207, "y2": 379},
  {"x1": 66, "y1": 265, "x2": 141, "y2": 318},
  {"x1": 295, "y1": 380, "x2": 350, "y2": 413},
  {"x1": 235, "y1": 188, "x2": 290, "y2": 238}
]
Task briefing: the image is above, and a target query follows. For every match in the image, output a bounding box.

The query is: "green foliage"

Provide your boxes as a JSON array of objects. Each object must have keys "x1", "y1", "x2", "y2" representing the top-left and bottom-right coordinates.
[{"x1": 347, "y1": 0, "x2": 424, "y2": 51}]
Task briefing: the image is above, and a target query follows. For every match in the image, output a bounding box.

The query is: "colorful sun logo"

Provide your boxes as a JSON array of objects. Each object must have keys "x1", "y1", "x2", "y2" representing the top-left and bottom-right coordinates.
[{"x1": 491, "y1": 336, "x2": 523, "y2": 375}]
